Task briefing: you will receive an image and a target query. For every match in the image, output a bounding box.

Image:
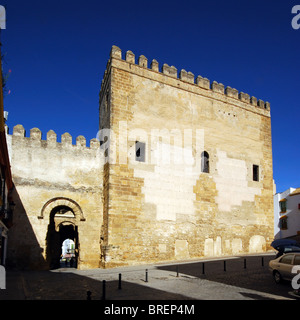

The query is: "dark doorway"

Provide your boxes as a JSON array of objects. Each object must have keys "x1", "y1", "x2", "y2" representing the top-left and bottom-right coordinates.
[{"x1": 45, "y1": 206, "x2": 79, "y2": 269}]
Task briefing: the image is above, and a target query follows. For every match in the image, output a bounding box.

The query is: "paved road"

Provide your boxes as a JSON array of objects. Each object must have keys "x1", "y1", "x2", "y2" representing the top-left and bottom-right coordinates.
[{"x1": 0, "y1": 253, "x2": 299, "y2": 300}]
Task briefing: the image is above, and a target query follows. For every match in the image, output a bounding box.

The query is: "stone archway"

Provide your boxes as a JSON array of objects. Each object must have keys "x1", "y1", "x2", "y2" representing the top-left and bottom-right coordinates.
[
  {"x1": 39, "y1": 197, "x2": 85, "y2": 221},
  {"x1": 43, "y1": 198, "x2": 82, "y2": 269}
]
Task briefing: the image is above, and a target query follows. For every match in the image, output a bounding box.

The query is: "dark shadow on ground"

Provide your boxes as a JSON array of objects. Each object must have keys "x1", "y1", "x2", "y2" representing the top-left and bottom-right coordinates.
[
  {"x1": 156, "y1": 254, "x2": 292, "y2": 299},
  {"x1": 1, "y1": 254, "x2": 294, "y2": 300},
  {"x1": 0, "y1": 269, "x2": 195, "y2": 300}
]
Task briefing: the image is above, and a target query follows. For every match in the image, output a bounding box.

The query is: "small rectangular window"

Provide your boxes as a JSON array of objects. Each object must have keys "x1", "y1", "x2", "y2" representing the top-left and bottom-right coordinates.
[
  {"x1": 279, "y1": 216, "x2": 288, "y2": 230},
  {"x1": 201, "y1": 151, "x2": 209, "y2": 173},
  {"x1": 253, "y1": 165, "x2": 259, "y2": 181},
  {"x1": 279, "y1": 199, "x2": 287, "y2": 213},
  {"x1": 135, "y1": 141, "x2": 145, "y2": 162}
]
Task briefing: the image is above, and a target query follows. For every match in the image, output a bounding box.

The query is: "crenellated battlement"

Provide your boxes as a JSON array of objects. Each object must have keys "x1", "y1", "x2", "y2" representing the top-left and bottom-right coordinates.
[
  {"x1": 10, "y1": 125, "x2": 100, "y2": 150},
  {"x1": 106, "y1": 45, "x2": 270, "y2": 112}
]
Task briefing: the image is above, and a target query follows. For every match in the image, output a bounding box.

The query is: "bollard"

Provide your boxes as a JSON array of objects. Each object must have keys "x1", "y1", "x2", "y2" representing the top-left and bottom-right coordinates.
[
  {"x1": 261, "y1": 257, "x2": 264, "y2": 267},
  {"x1": 87, "y1": 290, "x2": 92, "y2": 300},
  {"x1": 202, "y1": 262, "x2": 205, "y2": 275},
  {"x1": 145, "y1": 269, "x2": 148, "y2": 282},
  {"x1": 223, "y1": 260, "x2": 226, "y2": 272},
  {"x1": 118, "y1": 273, "x2": 122, "y2": 290},
  {"x1": 102, "y1": 280, "x2": 106, "y2": 300},
  {"x1": 244, "y1": 258, "x2": 247, "y2": 269},
  {"x1": 176, "y1": 266, "x2": 179, "y2": 277}
]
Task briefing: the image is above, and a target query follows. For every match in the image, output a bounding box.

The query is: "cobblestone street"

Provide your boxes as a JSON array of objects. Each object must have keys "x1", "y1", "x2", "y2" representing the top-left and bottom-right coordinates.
[{"x1": 1, "y1": 253, "x2": 299, "y2": 301}]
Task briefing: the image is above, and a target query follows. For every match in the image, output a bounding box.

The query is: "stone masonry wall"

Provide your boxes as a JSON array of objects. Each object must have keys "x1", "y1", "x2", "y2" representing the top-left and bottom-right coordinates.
[
  {"x1": 99, "y1": 46, "x2": 274, "y2": 268},
  {"x1": 4, "y1": 45, "x2": 274, "y2": 270},
  {"x1": 6, "y1": 125, "x2": 103, "y2": 270}
]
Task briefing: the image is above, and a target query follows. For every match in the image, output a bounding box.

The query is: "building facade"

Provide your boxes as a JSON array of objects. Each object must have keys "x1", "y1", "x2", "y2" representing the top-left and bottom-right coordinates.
[
  {"x1": 99, "y1": 46, "x2": 274, "y2": 268},
  {"x1": 0, "y1": 14, "x2": 14, "y2": 269},
  {"x1": 274, "y1": 188, "x2": 300, "y2": 240},
  {"x1": 6, "y1": 46, "x2": 274, "y2": 270},
  {"x1": 0, "y1": 123, "x2": 13, "y2": 267},
  {"x1": 6, "y1": 126, "x2": 103, "y2": 269},
  {"x1": 0, "y1": 70, "x2": 14, "y2": 267}
]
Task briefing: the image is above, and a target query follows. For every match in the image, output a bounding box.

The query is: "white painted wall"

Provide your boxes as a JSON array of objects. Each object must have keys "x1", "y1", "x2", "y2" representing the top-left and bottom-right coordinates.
[{"x1": 274, "y1": 187, "x2": 300, "y2": 239}]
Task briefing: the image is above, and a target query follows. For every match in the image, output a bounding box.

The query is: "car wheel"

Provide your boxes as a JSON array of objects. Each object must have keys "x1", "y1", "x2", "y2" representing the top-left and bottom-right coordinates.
[{"x1": 273, "y1": 270, "x2": 282, "y2": 284}]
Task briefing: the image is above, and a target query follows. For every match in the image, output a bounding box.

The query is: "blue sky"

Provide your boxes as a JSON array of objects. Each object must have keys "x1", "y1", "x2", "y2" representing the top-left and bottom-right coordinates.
[{"x1": 1, "y1": 0, "x2": 300, "y2": 193}]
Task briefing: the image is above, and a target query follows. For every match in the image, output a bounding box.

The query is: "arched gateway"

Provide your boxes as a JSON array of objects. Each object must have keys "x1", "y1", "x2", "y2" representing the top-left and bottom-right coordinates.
[{"x1": 42, "y1": 198, "x2": 84, "y2": 269}]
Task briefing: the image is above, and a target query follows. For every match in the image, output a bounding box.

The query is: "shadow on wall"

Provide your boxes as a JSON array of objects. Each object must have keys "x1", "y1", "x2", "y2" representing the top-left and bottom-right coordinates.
[{"x1": 6, "y1": 187, "x2": 47, "y2": 270}]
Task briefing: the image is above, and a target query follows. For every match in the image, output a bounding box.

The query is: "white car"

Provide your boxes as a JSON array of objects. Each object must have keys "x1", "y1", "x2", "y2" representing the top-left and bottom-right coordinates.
[{"x1": 269, "y1": 252, "x2": 300, "y2": 284}]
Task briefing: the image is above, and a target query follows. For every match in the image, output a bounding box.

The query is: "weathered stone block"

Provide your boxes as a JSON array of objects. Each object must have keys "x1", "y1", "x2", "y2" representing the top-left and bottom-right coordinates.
[
  {"x1": 239, "y1": 92, "x2": 250, "y2": 103},
  {"x1": 211, "y1": 81, "x2": 224, "y2": 94},
  {"x1": 150, "y1": 59, "x2": 159, "y2": 72},
  {"x1": 110, "y1": 45, "x2": 122, "y2": 59},
  {"x1": 13, "y1": 124, "x2": 25, "y2": 137},
  {"x1": 225, "y1": 86, "x2": 239, "y2": 99},
  {"x1": 196, "y1": 76, "x2": 210, "y2": 89},
  {"x1": 126, "y1": 50, "x2": 135, "y2": 64},
  {"x1": 138, "y1": 55, "x2": 148, "y2": 68}
]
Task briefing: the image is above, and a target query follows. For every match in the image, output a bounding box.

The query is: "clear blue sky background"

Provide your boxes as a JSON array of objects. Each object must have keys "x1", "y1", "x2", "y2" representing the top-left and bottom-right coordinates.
[{"x1": 1, "y1": 0, "x2": 299, "y2": 193}]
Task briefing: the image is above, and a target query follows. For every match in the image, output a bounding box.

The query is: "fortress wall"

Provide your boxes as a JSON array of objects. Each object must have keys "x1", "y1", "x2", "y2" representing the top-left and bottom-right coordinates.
[
  {"x1": 99, "y1": 46, "x2": 274, "y2": 267},
  {"x1": 6, "y1": 126, "x2": 104, "y2": 269},
  {"x1": 4, "y1": 44, "x2": 274, "y2": 270}
]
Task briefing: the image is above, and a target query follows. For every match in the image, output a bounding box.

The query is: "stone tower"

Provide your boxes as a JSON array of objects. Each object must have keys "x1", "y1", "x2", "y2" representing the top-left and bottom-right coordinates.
[
  {"x1": 6, "y1": 45, "x2": 274, "y2": 270},
  {"x1": 98, "y1": 45, "x2": 274, "y2": 268}
]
